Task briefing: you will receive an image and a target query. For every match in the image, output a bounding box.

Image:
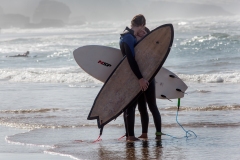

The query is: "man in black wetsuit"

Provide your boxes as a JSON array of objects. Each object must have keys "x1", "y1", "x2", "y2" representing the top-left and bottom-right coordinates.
[{"x1": 119, "y1": 14, "x2": 162, "y2": 141}]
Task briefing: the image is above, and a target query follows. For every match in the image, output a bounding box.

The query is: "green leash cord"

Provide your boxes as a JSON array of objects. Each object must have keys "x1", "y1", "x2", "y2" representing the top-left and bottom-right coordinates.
[
  {"x1": 178, "y1": 98, "x2": 181, "y2": 111},
  {"x1": 162, "y1": 98, "x2": 197, "y2": 139}
]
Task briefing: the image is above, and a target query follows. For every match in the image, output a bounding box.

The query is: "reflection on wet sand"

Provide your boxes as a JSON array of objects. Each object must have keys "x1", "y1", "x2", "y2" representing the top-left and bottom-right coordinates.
[
  {"x1": 96, "y1": 140, "x2": 163, "y2": 159},
  {"x1": 125, "y1": 140, "x2": 163, "y2": 159}
]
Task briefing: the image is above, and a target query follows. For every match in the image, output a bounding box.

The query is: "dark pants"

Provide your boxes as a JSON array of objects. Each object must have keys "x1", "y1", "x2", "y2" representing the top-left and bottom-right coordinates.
[{"x1": 124, "y1": 78, "x2": 162, "y2": 136}]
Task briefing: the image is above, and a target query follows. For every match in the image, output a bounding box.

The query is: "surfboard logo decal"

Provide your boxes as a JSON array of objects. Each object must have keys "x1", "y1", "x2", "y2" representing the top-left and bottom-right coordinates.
[{"x1": 98, "y1": 60, "x2": 112, "y2": 67}]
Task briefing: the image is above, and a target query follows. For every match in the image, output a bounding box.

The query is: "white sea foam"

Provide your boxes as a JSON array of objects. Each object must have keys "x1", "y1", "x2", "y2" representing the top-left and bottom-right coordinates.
[
  {"x1": 0, "y1": 67, "x2": 239, "y2": 84},
  {"x1": 178, "y1": 71, "x2": 240, "y2": 83},
  {"x1": 6, "y1": 135, "x2": 54, "y2": 148},
  {"x1": 44, "y1": 151, "x2": 80, "y2": 160},
  {"x1": 0, "y1": 67, "x2": 102, "y2": 84},
  {"x1": 178, "y1": 22, "x2": 188, "y2": 26}
]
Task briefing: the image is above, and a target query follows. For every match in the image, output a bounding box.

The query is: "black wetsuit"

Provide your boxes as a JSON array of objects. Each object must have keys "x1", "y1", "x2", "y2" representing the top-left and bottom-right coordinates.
[
  {"x1": 119, "y1": 27, "x2": 161, "y2": 137},
  {"x1": 119, "y1": 27, "x2": 142, "y2": 137},
  {"x1": 138, "y1": 79, "x2": 162, "y2": 134}
]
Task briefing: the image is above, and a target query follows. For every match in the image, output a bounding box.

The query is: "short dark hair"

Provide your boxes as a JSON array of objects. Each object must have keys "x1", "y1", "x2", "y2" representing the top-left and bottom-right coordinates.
[
  {"x1": 145, "y1": 27, "x2": 150, "y2": 33},
  {"x1": 131, "y1": 14, "x2": 146, "y2": 27}
]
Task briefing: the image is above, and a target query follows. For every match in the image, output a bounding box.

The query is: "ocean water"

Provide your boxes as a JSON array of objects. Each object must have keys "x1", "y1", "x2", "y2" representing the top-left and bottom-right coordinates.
[{"x1": 0, "y1": 15, "x2": 240, "y2": 160}]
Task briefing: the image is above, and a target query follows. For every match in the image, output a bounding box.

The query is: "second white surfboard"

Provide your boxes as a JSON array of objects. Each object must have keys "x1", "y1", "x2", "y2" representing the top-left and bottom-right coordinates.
[{"x1": 73, "y1": 45, "x2": 187, "y2": 100}]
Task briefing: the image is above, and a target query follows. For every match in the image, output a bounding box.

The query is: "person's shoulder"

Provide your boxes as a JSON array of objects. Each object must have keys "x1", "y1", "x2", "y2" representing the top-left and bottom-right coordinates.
[{"x1": 121, "y1": 33, "x2": 135, "y2": 43}]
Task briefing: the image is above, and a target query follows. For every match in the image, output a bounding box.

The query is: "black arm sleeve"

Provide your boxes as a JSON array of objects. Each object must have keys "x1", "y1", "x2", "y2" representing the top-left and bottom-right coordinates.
[{"x1": 121, "y1": 42, "x2": 143, "y2": 79}]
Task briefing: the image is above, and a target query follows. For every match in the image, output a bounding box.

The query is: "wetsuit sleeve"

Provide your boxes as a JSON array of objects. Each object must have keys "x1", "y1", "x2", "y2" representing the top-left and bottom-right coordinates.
[{"x1": 122, "y1": 42, "x2": 143, "y2": 79}]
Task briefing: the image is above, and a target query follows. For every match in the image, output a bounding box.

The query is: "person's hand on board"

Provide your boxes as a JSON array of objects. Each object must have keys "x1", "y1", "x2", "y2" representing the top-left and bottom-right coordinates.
[{"x1": 138, "y1": 78, "x2": 149, "y2": 91}]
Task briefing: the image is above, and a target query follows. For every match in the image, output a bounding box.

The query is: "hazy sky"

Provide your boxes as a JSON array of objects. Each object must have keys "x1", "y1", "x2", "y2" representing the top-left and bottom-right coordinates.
[
  {"x1": 0, "y1": 0, "x2": 239, "y2": 19},
  {"x1": 153, "y1": 0, "x2": 239, "y2": 2}
]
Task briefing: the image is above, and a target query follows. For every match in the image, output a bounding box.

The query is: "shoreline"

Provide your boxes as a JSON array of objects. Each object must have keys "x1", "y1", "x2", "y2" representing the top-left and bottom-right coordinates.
[
  {"x1": 0, "y1": 125, "x2": 71, "y2": 160},
  {"x1": 1, "y1": 122, "x2": 240, "y2": 159}
]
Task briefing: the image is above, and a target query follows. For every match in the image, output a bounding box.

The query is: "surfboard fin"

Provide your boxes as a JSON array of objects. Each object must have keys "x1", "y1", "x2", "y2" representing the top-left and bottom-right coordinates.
[
  {"x1": 169, "y1": 75, "x2": 181, "y2": 79},
  {"x1": 161, "y1": 95, "x2": 172, "y2": 101},
  {"x1": 169, "y1": 75, "x2": 176, "y2": 78},
  {"x1": 176, "y1": 88, "x2": 188, "y2": 95}
]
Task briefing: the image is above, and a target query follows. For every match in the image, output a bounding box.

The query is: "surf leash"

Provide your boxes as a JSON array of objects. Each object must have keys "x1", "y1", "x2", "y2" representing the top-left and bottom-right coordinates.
[
  {"x1": 118, "y1": 134, "x2": 126, "y2": 140},
  {"x1": 164, "y1": 98, "x2": 197, "y2": 139},
  {"x1": 93, "y1": 127, "x2": 103, "y2": 143}
]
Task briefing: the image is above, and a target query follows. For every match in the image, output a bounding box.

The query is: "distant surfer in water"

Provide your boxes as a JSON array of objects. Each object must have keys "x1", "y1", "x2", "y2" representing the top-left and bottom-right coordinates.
[
  {"x1": 119, "y1": 14, "x2": 162, "y2": 141},
  {"x1": 8, "y1": 51, "x2": 30, "y2": 57}
]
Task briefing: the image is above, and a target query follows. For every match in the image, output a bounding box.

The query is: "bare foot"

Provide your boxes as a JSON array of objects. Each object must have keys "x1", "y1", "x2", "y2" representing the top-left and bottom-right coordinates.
[
  {"x1": 138, "y1": 133, "x2": 148, "y2": 139},
  {"x1": 127, "y1": 136, "x2": 140, "y2": 142}
]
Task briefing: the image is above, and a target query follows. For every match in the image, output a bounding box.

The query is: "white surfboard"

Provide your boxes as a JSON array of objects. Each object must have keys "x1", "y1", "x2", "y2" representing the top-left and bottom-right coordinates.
[{"x1": 73, "y1": 45, "x2": 187, "y2": 100}]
